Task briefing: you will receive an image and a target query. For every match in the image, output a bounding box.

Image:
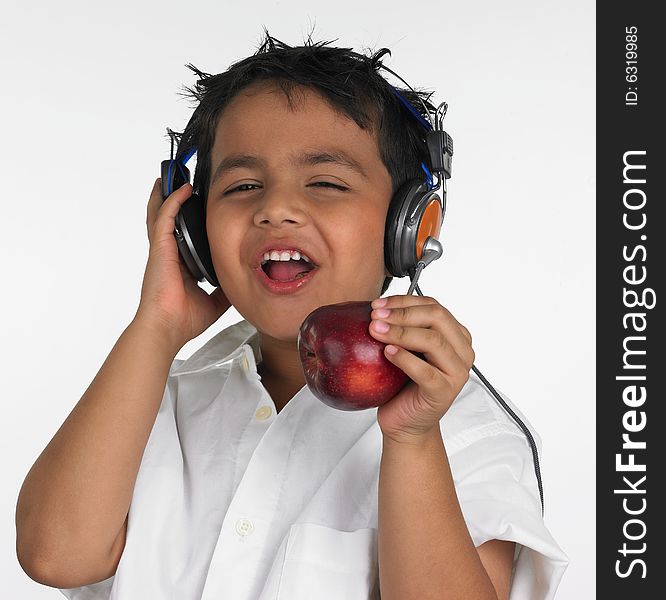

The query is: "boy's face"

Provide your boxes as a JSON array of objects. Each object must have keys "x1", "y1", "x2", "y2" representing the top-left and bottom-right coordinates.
[{"x1": 206, "y1": 80, "x2": 394, "y2": 341}]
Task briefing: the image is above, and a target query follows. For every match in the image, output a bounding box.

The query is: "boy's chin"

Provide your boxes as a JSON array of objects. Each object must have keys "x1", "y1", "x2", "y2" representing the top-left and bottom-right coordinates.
[
  {"x1": 250, "y1": 311, "x2": 307, "y2": 339},
  {"x1": 255, "y1": 325, "x2": 301, "y2": 344},
  {"x1": 255, "y1": 292, "x2": 379, "y2": 343}
]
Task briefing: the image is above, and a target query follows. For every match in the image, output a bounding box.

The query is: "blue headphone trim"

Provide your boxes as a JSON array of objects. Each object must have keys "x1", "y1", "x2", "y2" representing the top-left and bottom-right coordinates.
[
  {"x1": 166, "y1": 147, "x2": 198, "y2": 195},
  {"x1": 181, "y1": 147, "x2": 197, "y2": 164},
  {"x1": 390, "y1": 86, "x2": 432, "y2": 132},
  {"x1": 166, "y1": 159, "x2": 192, "y2": 195},
  {"x1": 420, "y1": 162, "x2": 435, "y2": 190},
  {"x1": 391, "y1": 87, "x2": 438, "y2": 189}
]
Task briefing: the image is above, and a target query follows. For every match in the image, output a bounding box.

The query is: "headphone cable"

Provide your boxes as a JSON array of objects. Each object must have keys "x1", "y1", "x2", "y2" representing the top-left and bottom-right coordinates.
[
  {"x1": 408, "y1": 268, "x2": 545, "y2": 515},
  {"x1": 470, "y1": 364, "x2": 545, "y2": 516}
]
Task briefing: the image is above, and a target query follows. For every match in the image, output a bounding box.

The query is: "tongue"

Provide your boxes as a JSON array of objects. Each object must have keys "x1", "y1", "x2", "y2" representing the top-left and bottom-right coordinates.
[{"x1": 265, "y1": 259, "x2": 315, "y2": 282}]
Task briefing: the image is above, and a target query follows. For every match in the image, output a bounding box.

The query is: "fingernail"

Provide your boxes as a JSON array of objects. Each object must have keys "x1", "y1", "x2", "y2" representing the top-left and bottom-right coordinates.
[
  {"x1": 373, "y1": 320, "x2": 390, "y2": 333},
  {"x1": 372, "y1": 298, "x2": 387, "y2": 308}
]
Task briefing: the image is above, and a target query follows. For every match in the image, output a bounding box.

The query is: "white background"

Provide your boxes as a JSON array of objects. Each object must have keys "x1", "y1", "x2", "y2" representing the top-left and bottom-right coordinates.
[{"x1": 1, "y1": 1, "x2": 594, "y2": 597}]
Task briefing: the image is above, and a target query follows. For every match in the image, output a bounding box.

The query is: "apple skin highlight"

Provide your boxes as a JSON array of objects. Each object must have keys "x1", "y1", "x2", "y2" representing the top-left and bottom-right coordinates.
[{"x1": 298, "y1": 301, "x2": 411, "y2": 411}]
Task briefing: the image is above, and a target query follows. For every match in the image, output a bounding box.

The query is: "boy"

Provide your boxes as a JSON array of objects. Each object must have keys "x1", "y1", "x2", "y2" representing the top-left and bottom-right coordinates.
[{"x1": 16, "y1": 30, "x2": 568, "y2": 599}]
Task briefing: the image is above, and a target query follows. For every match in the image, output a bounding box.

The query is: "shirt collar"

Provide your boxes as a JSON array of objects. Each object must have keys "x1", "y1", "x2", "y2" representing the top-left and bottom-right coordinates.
[{"x1": 170, "y1": 319, "x2": 263, "y2": 377}]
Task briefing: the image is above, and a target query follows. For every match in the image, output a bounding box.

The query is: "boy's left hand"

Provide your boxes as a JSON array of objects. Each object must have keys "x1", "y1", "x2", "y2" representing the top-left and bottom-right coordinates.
[{"x1": 369, "y1": 294, "x2": 475, "y2": 445}]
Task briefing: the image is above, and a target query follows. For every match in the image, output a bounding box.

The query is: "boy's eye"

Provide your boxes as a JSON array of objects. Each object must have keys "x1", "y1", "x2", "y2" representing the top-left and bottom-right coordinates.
[
  {"x1": 225, "y1": 182, "x2": 348, "y2": 195},
  {"x1": 225, "y1": 183, "x2": 260, "y2": 194},
  {"x1": 311, "y1": 182, "x2": 349, "y2": 191}
]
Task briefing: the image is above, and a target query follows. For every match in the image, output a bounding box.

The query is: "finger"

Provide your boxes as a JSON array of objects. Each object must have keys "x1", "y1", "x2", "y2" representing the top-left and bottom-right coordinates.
[
  {"x1": 370, "y1": 303, "x2": 475, "y2": 368},
  {"x1": 371, "y1": 294, "x2": 439, "y2": 310},
  {"x1": 459, "y1": 323, "x2": 473, "y2": 345},
  {"x1": 372, "y1": 293, "x2": 474, "y2": 351},
  {"x1": 369, "y1": 321, "x2": 471, "y2": 378},
  {"x1": 149, "y1": 181, "x2": 193, "y2": 245},
  {"x1": 381, "y1": 343, "x2": 459, "y2": 404},
  {"x1": 146, "y1": 177, "x2": 162, "y2": 242}
]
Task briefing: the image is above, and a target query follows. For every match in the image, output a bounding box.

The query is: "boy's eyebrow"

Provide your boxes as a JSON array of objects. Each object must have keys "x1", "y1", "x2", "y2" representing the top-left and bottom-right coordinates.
[{"x1": 210, "y1": 149, "x2": 369, "y2": 186}]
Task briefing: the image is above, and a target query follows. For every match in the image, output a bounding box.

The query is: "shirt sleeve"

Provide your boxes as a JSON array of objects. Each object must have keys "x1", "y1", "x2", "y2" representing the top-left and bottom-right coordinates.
[
  {"x1": 58, "y1": 575, "x2": 114, "y2": 600},
  {"x1": 446, "y1": 428, "x2": 569, "y2": 600},
  {"x1": 56, "y1": 361, "x2": 186, "y2": 600}
]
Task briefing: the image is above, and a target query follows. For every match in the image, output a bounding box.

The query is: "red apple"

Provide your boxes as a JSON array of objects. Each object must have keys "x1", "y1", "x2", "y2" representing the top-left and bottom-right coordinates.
[{"x1": 298, "y1": 300, "x2": 411, "y2": 411}]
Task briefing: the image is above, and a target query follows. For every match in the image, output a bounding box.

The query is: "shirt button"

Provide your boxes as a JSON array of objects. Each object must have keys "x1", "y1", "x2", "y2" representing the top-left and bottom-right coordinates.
[
  {"x1": 254, "y1": 405, "x2": 273, "y2": 420},
  {"x1": 241, "y1": 355, "x2": 249, "y2": 371},
  {"x1": 235, "y1": 518, "x2": 254, "y2": 537}
]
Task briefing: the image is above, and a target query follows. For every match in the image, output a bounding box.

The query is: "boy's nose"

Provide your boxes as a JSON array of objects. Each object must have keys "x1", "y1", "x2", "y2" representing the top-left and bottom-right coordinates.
[{"x1": 253, "y1": 186, "x2": 309, "y2": 227}]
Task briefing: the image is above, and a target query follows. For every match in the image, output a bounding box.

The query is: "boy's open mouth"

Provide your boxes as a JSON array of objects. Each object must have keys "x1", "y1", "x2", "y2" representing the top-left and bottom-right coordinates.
[{"x1": 261, "y1": 258, "x2": 316, "y2": 282}]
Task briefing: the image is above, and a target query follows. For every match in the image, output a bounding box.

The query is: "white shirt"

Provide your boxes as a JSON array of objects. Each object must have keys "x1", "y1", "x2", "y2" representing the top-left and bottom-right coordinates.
[{"x1": 58, "y1": 318, "x2": 568, "y2": 600}]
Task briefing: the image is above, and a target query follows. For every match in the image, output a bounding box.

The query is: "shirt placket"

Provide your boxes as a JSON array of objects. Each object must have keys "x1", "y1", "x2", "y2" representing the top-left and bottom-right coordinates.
[{"x1": 200, "y1": 344, "x2": 296, "y2": 600}]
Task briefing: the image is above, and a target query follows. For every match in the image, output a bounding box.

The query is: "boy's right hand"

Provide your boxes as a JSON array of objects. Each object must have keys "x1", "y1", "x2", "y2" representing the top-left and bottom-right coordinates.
[{"x1": 133, "y1": 178, "x2": 231, "y2": 351}]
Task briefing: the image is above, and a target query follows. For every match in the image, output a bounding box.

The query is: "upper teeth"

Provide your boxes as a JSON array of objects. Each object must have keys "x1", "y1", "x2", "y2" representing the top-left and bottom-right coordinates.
[{"x1": 261, "y1": 249, "x2": 312, "y2": 264}]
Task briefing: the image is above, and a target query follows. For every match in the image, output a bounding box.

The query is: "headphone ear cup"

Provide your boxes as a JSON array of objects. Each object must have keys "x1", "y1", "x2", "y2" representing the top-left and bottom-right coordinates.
[
  {"x1": 161, "y1": 159, "x2": 220, "y2": 287},
  {"x1": 385, "y1": 179, "x2": 426, "y2": 277},
  {"x1": 175, "y1": 193, "x2": 220, "y2": 287},
  {"x1": 384, "y1": 179, "x2": 445, "y2": 278},
  {"x1": 385, "y1": 179, "x2": 416, "y2": 277}
]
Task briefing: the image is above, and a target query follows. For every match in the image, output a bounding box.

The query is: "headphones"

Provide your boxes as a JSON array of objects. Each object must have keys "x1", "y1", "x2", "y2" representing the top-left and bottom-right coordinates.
[{"x1": 160, "y1": 64, "x2": 453, "y2": 290}]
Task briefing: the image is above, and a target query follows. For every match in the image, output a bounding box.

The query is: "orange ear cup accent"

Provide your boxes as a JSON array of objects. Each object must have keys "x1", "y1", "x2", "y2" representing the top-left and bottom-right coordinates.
[{"x1": 415, "y1": 198, "x2": 443, "y2": 260}]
